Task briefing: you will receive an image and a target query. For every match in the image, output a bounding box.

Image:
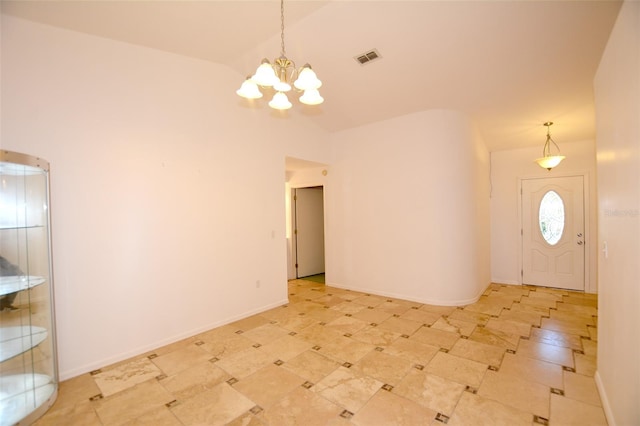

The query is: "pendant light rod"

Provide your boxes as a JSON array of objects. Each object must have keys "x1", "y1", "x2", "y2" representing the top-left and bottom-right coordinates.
[{"x1": 541, "y1": 122, "x2": 561, "y2": 157}]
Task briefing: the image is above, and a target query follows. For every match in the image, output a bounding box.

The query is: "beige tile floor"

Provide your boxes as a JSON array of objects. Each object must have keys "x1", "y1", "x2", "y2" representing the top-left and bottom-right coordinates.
[{"x1": 34, "y1": 281, "x2": 606, "y2": 426}]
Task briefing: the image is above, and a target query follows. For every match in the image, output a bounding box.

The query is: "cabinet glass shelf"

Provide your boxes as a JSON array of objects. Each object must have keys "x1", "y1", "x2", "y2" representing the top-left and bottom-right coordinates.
[
  {"x1": 0, "y1": 275, "x2": 46, "y2": 297},
  {"x1": 0, "y1": 150, "x2": 58, "y2": 424},
  {"x1": 0, "y1": 226, "x2": 44, "y2": 231},
  {"x1": 0, "y1": 326, "x2": 49, "y2": 362},
  {"x1": 0, "y1": 374, "x2": 56, "y2": 426}
]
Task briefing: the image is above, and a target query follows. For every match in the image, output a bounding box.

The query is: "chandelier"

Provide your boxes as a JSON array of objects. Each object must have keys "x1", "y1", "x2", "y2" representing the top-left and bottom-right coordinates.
[
  {"x1": 236, "y1": 0, "x2": 323, "y2": 110},
  {"x1": 535, "y1": 122, "x2": 566, "y2": 170}
]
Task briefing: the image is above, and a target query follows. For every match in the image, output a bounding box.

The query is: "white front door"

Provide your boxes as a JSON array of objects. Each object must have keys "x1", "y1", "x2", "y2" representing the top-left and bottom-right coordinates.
[{"x1": 522, "y1": 176, "x2": 585, "y2": 290}]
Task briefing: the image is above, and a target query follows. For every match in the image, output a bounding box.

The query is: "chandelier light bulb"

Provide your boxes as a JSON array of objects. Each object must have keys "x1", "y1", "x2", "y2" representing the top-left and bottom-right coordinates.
[
  {"x1": 269, "y1": 92, "x2": 292, "y2": 110},
  {"x1": 236, "y1": 78, "x2": 263, "y2": 99},
  {"x1": 299, "y1": 88, "x2": 324, "y2": 106}
]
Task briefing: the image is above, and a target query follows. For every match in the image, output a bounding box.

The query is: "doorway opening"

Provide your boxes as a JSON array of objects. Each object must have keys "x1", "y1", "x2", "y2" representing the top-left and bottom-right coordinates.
[
  {"x1": 292, "y1": 186, "x2": 325, "y2": 280},
  {"x1": 284, "y1": 156, "x2": 329, "y2": 285}
]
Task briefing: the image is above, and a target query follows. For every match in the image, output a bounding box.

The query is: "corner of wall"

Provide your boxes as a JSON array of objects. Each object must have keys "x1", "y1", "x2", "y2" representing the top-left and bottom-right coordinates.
[{"x1": 594, "y1": 371, "x2": 616, "y2": 426}]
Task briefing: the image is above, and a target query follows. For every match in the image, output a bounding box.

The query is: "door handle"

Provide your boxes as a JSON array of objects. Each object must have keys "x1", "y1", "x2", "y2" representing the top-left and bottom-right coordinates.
[
  {"x1": 577, "y1": 233, "x2": 583, "y2": 237},
  {"x1": 577, "y1": 241, "x2": 584, "y2": 245}
]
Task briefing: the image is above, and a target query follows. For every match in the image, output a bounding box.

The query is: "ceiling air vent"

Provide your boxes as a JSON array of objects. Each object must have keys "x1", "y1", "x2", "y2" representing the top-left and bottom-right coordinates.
[{"x1": 355, "y1": 49, "x2": 381, "y2": 65}]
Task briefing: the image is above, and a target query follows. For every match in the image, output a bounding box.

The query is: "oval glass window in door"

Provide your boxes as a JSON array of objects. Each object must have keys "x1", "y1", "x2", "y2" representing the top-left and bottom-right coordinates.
[{"x1": 539, "y1": 190, "x2": 565, "y2": 245}]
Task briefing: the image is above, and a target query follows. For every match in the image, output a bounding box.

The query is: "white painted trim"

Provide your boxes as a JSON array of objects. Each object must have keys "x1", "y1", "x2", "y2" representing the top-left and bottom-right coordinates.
[
  {"x1": 517, "y1": 172, "x2": 592, "y2": 292},
  {"x1": 327, "y1": 282, "x2": 489, "y2": 307},
  {"x1": 285, "y1": 164, "x2": 330, "y2": 282},
  {"x1": 491, "y1": 279, "x2": 521, "y2": 286},
  {"x1": 59, "y1": 298, "x2": 289, "y2": 380},
  {"x1": 594, "y1": 371, "x2": 616, "y2": 426},
  {"x1": 288, "y1": 184, "x2": 327, "y2": 280}
]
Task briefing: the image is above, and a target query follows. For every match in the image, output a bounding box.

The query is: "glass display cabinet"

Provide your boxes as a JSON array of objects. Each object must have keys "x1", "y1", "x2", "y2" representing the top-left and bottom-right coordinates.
[{"x1": 0, "y1": 150, "x2": 57, "y2": 425}]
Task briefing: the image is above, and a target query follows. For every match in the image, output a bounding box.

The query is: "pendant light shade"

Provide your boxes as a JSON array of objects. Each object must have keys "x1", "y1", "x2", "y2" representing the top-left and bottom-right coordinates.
[
  {"x1": 236, "y1": 77, "x2": 263, "y2": 99},
  {"x1": 294, "y1": 65, "x2": 322, "y2": 91},
  {"x1": 269, "y1": 92, "x2": 293, "y2": 110},
  {"x1": 252, "y1": 60, "x2": 279, "y2": 87},
  {"x1": 299, "y1": 89, "x2": 324, "y2": 106},
  {"x1": 536, "y1": 155, "x2": 565, "y2": 170},
  {"x1": 274, "y1": 81, "x2": 292, "y2": 93}
]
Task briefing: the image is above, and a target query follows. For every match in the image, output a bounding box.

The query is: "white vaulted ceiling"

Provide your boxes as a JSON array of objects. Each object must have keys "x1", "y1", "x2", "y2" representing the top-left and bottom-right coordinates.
[{"x1": 1, "y1": 0, "x2": 623, "y2": 151}]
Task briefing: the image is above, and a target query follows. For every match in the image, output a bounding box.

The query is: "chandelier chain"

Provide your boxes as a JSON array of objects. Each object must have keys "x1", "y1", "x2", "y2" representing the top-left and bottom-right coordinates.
[{"x1": 280, "y1": 0, "x2": 286, "y2": 57}]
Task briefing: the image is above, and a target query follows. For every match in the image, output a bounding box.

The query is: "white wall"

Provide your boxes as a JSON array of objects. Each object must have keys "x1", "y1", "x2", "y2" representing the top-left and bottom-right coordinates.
[
  {"x1": 593, "y1": 1, "x2": 640, "y2": 424},
  {"x1": 326, "y1": 110, "x2": 490, "y2": 305},
  {"x1": 490, "y1": 140, "x2": 598, "y2": 292},
  {"x1": 1, "y1": 16, "x2": 331, "y2": 379}
]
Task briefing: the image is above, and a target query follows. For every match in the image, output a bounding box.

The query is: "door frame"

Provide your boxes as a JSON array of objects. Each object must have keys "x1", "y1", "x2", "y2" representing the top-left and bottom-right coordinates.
[
  {"x1": 517, "y1": 171, "x2": 592, "y2": 291},
  {"x1": 287, "y1": 183, "x2": 326, "y2": 280},
  {"x1": 291, "y1": 186, "x2": 325, "y2": 279}
]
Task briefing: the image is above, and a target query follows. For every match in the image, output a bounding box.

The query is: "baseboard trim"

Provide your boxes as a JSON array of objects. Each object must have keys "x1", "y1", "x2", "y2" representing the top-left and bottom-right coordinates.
[
  {"x1": 59, "y1": 298, "x2": 289, "y2": 381},
  {"x1": 326, "y1": 281, "x2": 487, "y2": 307},
  {"x1": 491, "y1": 279, "x2": 520, "y2": 286},
  {"x1": 594, "y1": 370, "x2": 615, "y2": 426}
]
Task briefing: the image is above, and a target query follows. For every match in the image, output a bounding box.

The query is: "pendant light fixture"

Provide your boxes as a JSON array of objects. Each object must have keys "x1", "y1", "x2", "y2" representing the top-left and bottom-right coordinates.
[
  {"x1": 535, "y1": 122, "x2": 566, "y2": 170},
  {"x1": 236, "y1": 0, "x2": 323, "y2": 110}
]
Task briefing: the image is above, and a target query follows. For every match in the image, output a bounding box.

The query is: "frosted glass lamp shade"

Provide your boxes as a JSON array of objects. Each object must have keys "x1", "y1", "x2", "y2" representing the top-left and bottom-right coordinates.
[
  {"x1": 299, "y1": 89, "x2": 324, "y2": 106},
  {"x1": 274, "y1": 81, "x2": 292, "y2": 92},
  {"x1": 294, "y1": 65, "x2": 322, "y2": 91},
  {"x1": 236, "y1": 78, "x2": 263, "y2": 99},
  {"x1": 268, "y1": 92, "x2": 292, "y2": 110},
  {"x1": 535, "y1": 155, "x2": 565, "y2": 170},
  {"x1": 253, "y1": 60, "x2": 279, "y2": 87}
]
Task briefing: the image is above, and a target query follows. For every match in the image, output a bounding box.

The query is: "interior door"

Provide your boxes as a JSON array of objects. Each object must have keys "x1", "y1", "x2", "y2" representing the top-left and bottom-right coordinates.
[
  {"x1": 294, "y1": 187, "x2": 325, "y2": 278},
  {"x1": 522, "y1": 176, "x2": 585, "y2": 290}
]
